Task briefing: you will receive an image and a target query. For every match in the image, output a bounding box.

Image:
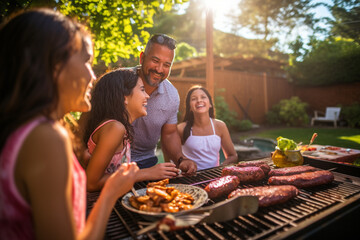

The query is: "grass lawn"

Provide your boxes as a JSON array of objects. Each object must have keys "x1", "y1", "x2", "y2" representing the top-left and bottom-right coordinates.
[
  {"x1": 238, "y1": 127, "x2": 360, "y2": 150},
  {"x1": 157, "y1": 150, "x2": 165, "y2": 164}
]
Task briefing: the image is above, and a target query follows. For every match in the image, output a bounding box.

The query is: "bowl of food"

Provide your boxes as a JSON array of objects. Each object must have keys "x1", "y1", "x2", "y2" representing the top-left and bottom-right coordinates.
[
  {"x1": 121, "y1": 179, "x2": 208, "y2": 220},
  {"x1": 272, "y1": 136, "x2": 304, "y2": 168}
]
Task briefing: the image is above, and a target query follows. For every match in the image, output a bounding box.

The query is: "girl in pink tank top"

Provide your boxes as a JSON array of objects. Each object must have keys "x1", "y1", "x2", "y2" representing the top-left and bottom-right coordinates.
[
  {"x1": 177, "y1": 86, "x2": 238, "y2": 170},
  {"x1": 87, "y1": 120, "x2": 131, "y2": 173},
  {"x1": 81, "y1": 67, "x2": 149, "y2": 192},
  {"x1": 0, "y1": 9, "x2": 138, "y2": 239}
]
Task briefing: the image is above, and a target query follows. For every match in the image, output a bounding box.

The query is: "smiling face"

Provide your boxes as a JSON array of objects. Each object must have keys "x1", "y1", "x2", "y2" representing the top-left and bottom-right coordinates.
[
  {"x1": 189, "y1": 89, "x2": 212, "y2": 114},
  {"x1": 183, "y1": 86, "x2": 215, "y2": 122},
  {"x1": 125, "y1": 77, "x2": 149, "y2": 123},
  {"x1": 140, "y1": 43, "x2": 174, "y2": 89},
  {"x1": 57, "y1": 36, "x2": 95, "y2": 115}
]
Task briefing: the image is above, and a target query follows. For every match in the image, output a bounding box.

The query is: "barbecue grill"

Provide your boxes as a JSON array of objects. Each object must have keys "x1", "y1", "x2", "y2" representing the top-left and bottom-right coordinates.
[{"x1": 86, "y1": 157, "x2": 360, "y2": 239}]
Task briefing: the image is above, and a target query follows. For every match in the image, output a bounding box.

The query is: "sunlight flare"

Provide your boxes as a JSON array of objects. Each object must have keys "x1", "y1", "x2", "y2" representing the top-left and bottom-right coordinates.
[{"x1": 339, "y1": 135, "x2": 360, "y2": 145}]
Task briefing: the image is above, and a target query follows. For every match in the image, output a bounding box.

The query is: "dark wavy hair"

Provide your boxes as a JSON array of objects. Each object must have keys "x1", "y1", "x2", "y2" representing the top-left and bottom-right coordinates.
[
  {"x1": 0, "y1": 8, "x2": 89, "y2": 151},
  {"x1": 182, "y1": 85, "x2": 215, "y2": 144},
  {"x1": 83, "y1": 67, "x2": 140, "y2": 146}
]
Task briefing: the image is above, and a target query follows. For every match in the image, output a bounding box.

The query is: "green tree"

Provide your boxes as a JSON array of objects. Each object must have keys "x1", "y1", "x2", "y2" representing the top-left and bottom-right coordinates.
[
  {"x1": 287, "y1": 37, "x2": 360, "y2": 86},
  {"x1": 0, "y1": 0, "x2": 188, "y2": 66},
  {"x1": 149, "y1": 7, "x2": 182, "y2": 35},
  {"x1": 148, "y1": 0, "x2": 206, "y2": 52},
  {"x1": 213, "y1": 30, "x2": 278, "y2": 59},
  {"x1": 230, "y1": 0, "x2": 318, "y2": 47},
  {"x1": 288, "y1": 36, "x2": 305, "y2": 64},
  {"x1": 147, "y1": 0, "x2": 284, "y2": 60},
  {"x1": 326, "y1": 0, "x2": 360, "y2": 43},
  {"x1": 174, "y1": 42, "x2": 197, "y2": 61}
]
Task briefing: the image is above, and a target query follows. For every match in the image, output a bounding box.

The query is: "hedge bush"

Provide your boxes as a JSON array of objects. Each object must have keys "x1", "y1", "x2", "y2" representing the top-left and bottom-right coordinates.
[
  {"x1": 266, "y1": 97, "x2": 309, "y2": 126},
  {"x1": 215, "y1": 95, "x2": 252, "y2": 131},
  {"x1": 340, "y1": 102, "x2": 360, "y2": 128}
]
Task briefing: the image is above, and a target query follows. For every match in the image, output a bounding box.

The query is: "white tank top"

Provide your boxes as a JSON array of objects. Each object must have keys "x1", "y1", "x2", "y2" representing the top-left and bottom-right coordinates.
[{"x1": 182, "y1": 118, "x2": 221, "y2": 170}]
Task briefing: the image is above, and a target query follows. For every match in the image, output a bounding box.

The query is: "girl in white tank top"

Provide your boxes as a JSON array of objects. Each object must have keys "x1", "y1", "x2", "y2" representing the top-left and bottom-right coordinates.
[
  {"x1": 177, "y1": 86, "x2": 238, "y2": 171},
  {"x1": 182, "y1": 118, "x2": 221, "y2": 170}
]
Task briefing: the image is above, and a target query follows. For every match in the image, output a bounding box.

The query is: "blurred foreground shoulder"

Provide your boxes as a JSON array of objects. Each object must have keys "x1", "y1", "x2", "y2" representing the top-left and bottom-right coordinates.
[{"x1": 19, "y1": 121, "x2": 72, "y2": 170}]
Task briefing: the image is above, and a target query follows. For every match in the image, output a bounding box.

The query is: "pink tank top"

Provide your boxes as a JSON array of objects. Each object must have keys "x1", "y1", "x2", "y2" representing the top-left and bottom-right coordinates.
[
  {"x1": 0, "y1": 116, "x2": 86, "y2": 239},
  {"x1": 182, "y1": 118, "x2": 221, "y2": 170},
  {"x1": 87, "y1": 120, "x2": 131, "y2": 173}
]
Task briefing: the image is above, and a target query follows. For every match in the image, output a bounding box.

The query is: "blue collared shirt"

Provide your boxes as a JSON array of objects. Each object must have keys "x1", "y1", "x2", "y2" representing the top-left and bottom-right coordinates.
[{"x1": 131, "y1": 79, "x2": 179, "y2": 162}]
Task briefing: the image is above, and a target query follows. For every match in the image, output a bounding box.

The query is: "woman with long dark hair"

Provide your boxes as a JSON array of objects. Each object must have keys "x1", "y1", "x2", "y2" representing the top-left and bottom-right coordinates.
[
  {"x1": 82, "y1": 67, "x2": 149, "y2": 191},
  {"x1": 177, "y1": 85, "x2": 238, "y2": 170},
  {"x1": 0, "y1": 9, "x2": 138, "y2": 239}
]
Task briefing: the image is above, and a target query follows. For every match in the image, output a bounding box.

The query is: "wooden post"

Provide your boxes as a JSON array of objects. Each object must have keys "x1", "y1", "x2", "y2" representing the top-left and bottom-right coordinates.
[
  {"x1": 263, "y1": 72, "x2": 268, "y2": 114},
  {"x1": 206, "y1": 7, "x2": 214, "y2": 98}
]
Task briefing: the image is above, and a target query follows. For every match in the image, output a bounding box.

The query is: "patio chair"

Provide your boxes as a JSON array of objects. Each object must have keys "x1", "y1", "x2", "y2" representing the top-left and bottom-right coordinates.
[{"x1": 311, "y1": 107, "x2": 341, "y2": 128}]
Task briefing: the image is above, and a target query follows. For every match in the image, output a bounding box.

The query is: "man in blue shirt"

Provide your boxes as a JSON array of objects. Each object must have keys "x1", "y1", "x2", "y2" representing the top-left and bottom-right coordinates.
[{"x1": 133, "y1": 34, "x2": 197, "y2": 181}]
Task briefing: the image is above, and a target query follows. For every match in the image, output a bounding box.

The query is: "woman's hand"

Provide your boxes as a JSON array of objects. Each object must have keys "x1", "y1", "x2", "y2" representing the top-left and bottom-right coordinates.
[
  {"x1": 104, "y1": 162, "x2": 139, "y2": 199},
  {"x1": 84, "y1": 162, "x2": 139, "y2": 240}
]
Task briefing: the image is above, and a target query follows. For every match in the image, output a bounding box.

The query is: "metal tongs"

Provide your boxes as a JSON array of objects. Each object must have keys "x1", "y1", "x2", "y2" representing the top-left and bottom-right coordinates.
[{"x1": 136, "y1": 195, "x2": 258, "y2": 236}]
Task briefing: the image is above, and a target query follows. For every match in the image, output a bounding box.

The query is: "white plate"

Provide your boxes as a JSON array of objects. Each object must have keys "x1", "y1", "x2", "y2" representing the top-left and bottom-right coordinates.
[{"x1": 121, "y1": 184, "x2": 208, "y2": 219}]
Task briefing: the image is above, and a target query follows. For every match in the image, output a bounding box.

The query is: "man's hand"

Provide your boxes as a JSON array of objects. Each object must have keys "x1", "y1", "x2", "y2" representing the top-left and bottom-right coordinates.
[
  {"x1": 136, "y1": 162, "x2": 180, "y2": 182},
  {"x1": 179, "y1": 158, "x2": 197, "y2": 175}
]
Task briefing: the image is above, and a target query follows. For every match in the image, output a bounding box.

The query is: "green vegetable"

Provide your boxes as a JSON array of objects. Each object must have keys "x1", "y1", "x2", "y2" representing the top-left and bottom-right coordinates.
[
  {"x1": 277, "y1": 136, "x2": 298, "y2": 151},
  {"x1": 353, "y1": 158, "x2": 360, "y2": 167}
]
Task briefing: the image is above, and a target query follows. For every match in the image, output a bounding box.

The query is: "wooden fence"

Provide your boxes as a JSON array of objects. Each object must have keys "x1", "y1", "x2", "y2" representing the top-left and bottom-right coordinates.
[
  {"x1": 294, "y1": 83, "x2": 360, "y2": 112},
  {"x1": 170, "y1": 70, "x2": 360, "y2": 124}
]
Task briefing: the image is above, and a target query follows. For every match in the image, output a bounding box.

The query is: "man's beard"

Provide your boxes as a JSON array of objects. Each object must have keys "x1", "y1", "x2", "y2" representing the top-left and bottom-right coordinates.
[{"x1": 143, "y1": 69, "x2": 165, "y2": 87}]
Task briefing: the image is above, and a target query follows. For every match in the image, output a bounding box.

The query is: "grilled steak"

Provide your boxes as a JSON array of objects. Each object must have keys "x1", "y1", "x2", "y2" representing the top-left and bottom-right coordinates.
[
  {"x1": 204, "y1": 175, "x2": 240, "y2": 199},
  {"x1": 222, "y1": 166, "x2": 265, "y2": 182},
  {"x1": 236, "y1": 160, "x2": 271, "y2": 175},
  {"x1": 268, "y1": 165, "x2": 317, "y2": 177},
  {"x1": 268, "y1": 170, "x2": 334, "y2": 188},
  {"x1": 228, "y1": 185, "x2": 299, "y2": 207}
]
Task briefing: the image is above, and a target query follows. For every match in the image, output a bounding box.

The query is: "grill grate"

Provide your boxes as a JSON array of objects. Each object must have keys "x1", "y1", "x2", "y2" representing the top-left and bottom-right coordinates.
[{"x1": 87, "y1": 164, "x2": 360, "y2": 240}]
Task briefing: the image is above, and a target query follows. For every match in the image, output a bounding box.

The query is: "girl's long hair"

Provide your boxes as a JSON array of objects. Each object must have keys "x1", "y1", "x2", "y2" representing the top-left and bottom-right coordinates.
[
  {"x1": 0, "y1": 8, "x2": 89, "y2": 151},
  {"x1": 182, "y1": 85, "x2": 215, "y2": 144},
  {"x1": 83, "y1": 67, "x2": 140, "y2": 146}
]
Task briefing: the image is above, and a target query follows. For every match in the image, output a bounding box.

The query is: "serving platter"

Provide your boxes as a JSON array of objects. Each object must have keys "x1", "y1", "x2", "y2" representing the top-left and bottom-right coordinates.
[
  {"x1": 301, "y1": 144, "x2": 360, "y2": 164},
  {"x1": 121, "y1": 184, "x2": 208, "y2": 219}
]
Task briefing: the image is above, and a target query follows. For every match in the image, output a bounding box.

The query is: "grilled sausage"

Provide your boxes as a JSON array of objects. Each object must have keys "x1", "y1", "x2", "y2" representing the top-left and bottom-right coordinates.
[
  {"x1": 222, "y1": 166, "x2": 265, "y2": 182},
  {"x1": 268, "y1": 170, "x2": 334, "y2": 188},
  {"x1": 228, "y1": 185, "x2": 299, "y2": 207},
  {"x1": 268, "y1": 165, "x2": 317, "y2": 177},
  {"x1": 204, "y1": 175, "x2": 240, "y2": 199},
  {"x1": 236, "y1": 160, "x2": 271, "y2": 175}
]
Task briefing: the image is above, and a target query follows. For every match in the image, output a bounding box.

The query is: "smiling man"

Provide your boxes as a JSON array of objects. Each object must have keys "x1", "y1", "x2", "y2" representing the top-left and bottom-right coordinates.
[{"x1": 132, "y1": 34, "x2": 197, "y2": 180}]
